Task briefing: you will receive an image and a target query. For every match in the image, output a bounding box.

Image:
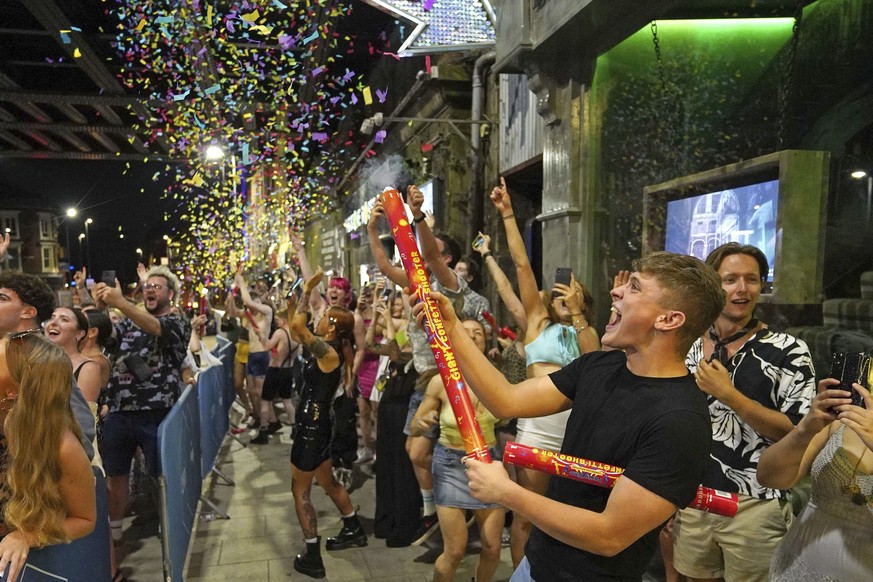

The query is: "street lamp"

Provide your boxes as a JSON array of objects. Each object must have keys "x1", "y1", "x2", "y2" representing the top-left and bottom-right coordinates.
[
  {"x1": 162, "y1": 235, "x2": 173, "y2": 267},
  {"x1": 84, "y1": 218, "x2": 93, "y2": 274},
  {"x1": 851, "y1": 170, "x2": 873, "y2": 228},
  {"x1": 136, "y1": 248, "x2": 143, "y2": 262},
  {"x1": 77, "y1": 233, "x2": 85, "y2": 269}
]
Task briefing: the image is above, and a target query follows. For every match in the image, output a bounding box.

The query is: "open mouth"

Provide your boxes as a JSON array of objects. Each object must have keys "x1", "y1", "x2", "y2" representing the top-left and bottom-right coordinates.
[
  {"x1": 607, "y1": 305, "x2": 622, "y2": 328},
  {"x1": 46, "y1": 327, "x2": 61, "y2": 337}
]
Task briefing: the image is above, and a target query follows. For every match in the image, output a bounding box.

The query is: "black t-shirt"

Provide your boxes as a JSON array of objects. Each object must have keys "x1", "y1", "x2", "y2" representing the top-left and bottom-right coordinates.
[{"x1": 526, "y1": 350, "x2": 712, "y2": 581}]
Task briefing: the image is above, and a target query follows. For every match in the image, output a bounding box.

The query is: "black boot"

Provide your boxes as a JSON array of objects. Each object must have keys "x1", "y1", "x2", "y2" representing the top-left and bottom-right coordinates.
[
  {"x1": 325, "y1": 514, "x2": 367, "y2": 550},
  {"x1": 294, "y1": 537, "x2": 325, "y2": 579},
  {"x1": 250, "y1": 428, "x2": 269, "y2": 444}
]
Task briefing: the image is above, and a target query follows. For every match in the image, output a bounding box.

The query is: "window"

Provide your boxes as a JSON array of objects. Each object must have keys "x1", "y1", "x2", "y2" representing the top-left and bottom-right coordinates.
[
  {"x1": 0, "y1": 212, "x2": 19, "y2": 238},
  {"x1": 38, "y1": 213, "x2": 56, "y2": 240},
  {"x1": 1, "y1": 244, "x2": 21, "y2": 271},
  {"x1": 41, "y1": 245, "x2": 57, "y2": 272}
]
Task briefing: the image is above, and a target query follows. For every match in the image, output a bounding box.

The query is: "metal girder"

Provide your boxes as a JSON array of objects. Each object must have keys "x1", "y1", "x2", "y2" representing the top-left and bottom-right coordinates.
[
  {"x1": 0, "y1": 121, "x2": 136, "y2": 134},
  {"x1": 0, "y1": 149, "x2": 186, "y2": 162},
  {"x1": 0, "y1": 130, "x2": 32, "y2": 150},
  {"x1": 89, "y1": 132, "x2": 120, "y2": 153},
  {"x1": 0, "y1": 89, "x2": 142, "y2": 108}
]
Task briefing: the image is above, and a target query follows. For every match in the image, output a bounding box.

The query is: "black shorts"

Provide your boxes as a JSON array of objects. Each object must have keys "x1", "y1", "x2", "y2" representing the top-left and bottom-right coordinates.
[
  {"x1": 290, "y1": 426, "x2": 332, "y2": 472},
  {"x1": 262, "y1": 366, "x2": 295, "y2": 401}
]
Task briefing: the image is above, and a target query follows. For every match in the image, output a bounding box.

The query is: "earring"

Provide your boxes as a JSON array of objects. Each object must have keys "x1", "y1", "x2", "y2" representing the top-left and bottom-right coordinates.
[{"x1": 0, "y1": 395, "x2": 17, "y2": 411}]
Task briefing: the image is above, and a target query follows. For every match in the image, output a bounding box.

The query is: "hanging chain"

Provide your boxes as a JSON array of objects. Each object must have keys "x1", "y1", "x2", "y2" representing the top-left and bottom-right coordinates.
[
  {"x1": 777, "y1": 0, "x2": 804, "y2": 150},
  {"x1": 651, "y1": 20, "x2": 677, "y2": 163}
]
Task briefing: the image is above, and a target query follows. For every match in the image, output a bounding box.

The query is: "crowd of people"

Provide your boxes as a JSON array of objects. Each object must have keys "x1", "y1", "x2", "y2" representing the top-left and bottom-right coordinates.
[{"x1": 0, "y1": 176, "x2": 871, "y2": 581}]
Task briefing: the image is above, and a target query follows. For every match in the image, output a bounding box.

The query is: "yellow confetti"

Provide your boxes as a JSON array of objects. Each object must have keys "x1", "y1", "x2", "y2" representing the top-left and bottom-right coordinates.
[
  {"x1": 73, "y1": 48, "x2": 82, "y2": 58},
  {"x1": 362, "y1": 86, "x2": 372, "y2": 105}
]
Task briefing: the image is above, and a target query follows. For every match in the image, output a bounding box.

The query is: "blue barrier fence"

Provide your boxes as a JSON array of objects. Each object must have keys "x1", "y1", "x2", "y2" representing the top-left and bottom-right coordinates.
[
  {"x1": 155, "y1": 342, "x2": 238, "y2": 581},
  {"x1": 158, "y1": 385, "x2": 203, "y2": 582},
  {"x1": 198, "y1": 366, "x2": 229, "y2": 479}
]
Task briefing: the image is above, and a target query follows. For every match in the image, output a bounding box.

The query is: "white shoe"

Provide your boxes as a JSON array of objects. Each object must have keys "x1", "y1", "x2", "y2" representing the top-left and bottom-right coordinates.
[{"x1": 354, "y1": 447, "x2": 375, "y2": 464}]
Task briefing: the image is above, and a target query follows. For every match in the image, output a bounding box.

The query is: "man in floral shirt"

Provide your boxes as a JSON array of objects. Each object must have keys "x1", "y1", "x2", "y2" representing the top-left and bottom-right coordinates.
[
  {"x1": 672, "y1": 243, "x2": 815, "y2": 582},
  {"x1": 94, "y1": 266, "x2": 190, "y2": 543}
]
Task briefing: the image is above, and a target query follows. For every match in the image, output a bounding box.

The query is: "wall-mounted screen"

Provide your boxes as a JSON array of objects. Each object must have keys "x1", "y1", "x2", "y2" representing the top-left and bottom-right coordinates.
[{"x1": 664, "y1": 179, "x2": 779, "y2": 280}]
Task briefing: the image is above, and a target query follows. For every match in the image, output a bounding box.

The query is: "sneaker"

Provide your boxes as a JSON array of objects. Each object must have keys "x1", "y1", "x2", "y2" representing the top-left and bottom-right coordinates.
[
  {"x1": 354, "y1": 447, "x2": 375, "y2": 464},
  {"x1": 501, "y1": 526, "x2": 511, "y2": 547},
  {"x1": 250, "y1": 430, "x2": 270, "y2": 445},
  {"x1": 410, "y1": 513, "x2": 439, "y2": 546}
]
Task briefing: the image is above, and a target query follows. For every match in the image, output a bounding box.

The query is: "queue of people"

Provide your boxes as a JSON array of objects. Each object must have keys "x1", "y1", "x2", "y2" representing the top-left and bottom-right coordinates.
[{"x1": 0, "y1": 177, "x2": 870, "y2": 582}]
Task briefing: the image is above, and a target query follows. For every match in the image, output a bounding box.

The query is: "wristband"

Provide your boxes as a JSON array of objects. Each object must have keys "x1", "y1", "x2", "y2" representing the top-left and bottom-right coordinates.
[
  {"x1": 501, "y1": 213, "x2": 515, "y2": 221},
  {"x1": 570, "y1": 312, "x2": 583, "y2": 317},
  {"x1": 413, "y1": 213, "x2": 426, "y2": 224},
  {"x1": 483, "y1": 251, "x2": 493, "y2": 260}
]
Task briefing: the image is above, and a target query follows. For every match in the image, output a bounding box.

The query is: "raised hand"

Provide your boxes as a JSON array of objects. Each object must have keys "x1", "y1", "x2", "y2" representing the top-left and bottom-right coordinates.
[
  {"x1": 304, "y1": 267, "x2": 324, "y2": 294},
  {"x1": 489, "y1": 176, "x2": 513, "y2": 216}
]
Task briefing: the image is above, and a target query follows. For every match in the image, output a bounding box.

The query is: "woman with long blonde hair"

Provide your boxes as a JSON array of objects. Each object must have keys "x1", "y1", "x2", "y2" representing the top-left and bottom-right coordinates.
[{"x1": 0, "y1": 331, "x2": 96, "y2": 580}]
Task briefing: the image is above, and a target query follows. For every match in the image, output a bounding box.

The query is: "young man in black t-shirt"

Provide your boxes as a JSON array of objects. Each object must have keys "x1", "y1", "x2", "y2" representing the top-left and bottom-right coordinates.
[{"x1": 419, "y1": 252, "x2": 725, "y2": 581}]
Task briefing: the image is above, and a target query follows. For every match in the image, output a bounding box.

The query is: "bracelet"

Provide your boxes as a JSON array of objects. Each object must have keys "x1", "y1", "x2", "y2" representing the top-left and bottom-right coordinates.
[
  {"x1": 501, "y1": 213, "x2": 515, "y2": 221},
  {"x1": 483, "y1": 251, "x2": 493, "y2": 260},
  {"x1": 574, "y1": 323, "x2": 589, "y2": 332},
  {"x1": 413, "y1": 213, "x2": 426, "y2": 224},
  {"x1": 570, "y1": 312, "x2": 583, "y2": 317}
]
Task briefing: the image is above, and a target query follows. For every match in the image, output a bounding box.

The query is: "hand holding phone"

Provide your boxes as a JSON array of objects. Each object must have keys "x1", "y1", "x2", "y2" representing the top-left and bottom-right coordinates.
[
  {"x1": 829, "y1": 352, "x2": 871, "y2": 412},
  {"x1": 555, "y1": 267, "x2": 572, "y2": 288},
  {"x1": 101, "y1": 270, "x2": 117, "y2": 288}
]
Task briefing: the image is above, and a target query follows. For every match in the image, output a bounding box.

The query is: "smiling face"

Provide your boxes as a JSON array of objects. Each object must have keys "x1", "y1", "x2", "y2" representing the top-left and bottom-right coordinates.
[
  {"x1": 602, "y1": 272, "x2": 670, "y2": 353},
  {"x1": 44, "y1": 307, "x2": 85, "y2": 348},
  {"x1": 715, "y1": 253, "x2": 762, "y2": 325}
]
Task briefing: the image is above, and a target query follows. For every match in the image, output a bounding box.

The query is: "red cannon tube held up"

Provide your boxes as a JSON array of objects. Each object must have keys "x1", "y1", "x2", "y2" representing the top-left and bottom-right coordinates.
[
  {"x1": 503, "y1": 441, "x2": 738, "y2": 517},
  {"x1": 379, "y1": 187, "x2": 491, "y2": 462}
]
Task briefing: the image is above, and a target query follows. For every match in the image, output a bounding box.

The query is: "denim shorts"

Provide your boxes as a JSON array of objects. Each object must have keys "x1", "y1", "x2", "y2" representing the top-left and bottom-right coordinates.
[
  {"x1": 432, "y1": 442, "x2": 502, "y2": 510},
  {"x1": 100, "y1": 409, "x2": 169, "y2": 477},
  {"x1": 246, "y1": 350, "x2": 270, "y2": 377},
  {"x1": 403, "y1": 389, "x2": 439, "y2": 439}
]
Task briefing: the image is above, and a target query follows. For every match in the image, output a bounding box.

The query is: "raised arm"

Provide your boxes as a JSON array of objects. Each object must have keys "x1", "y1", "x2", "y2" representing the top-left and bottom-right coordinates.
[
  {"x1": 413, "y1": 291, "x2": 569, "y2": 419},
  {"x1": 291, "y1": 232, "x2": 327, "y2": 312},
  {"x1": 758, "y1": 380, "x2": 851, "y2": 488},
  {"x1": 473, "y1": 233, "x2": 527, "y2": 334},
  {"x1": 289, "y1": 268, "x2": 339, "y2": 374},
  {"x1": 73, "y1": 269, "x2": 96, "y2": 308},
  {"x1": 235, "y1": 271, "x2": 272, "y2": 317},
  {"x1": 367, "y1": 201, "x2": 409, "y2": 288},
  {"x1": 409, "y1": 185, "x2": 458, "y2": 291},
  {"x1": 491, "y1": 178, "x2": 548, "y2": 336}
]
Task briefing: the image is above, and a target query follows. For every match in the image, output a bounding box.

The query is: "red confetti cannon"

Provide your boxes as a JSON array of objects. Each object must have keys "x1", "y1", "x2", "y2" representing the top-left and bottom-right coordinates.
[
  {"x1": 503, "y1": 442, "x2": 738, "y2": 517},
  {"x1": 379, "y1": 188, "x2": 491, "y2": 462},
  {"x1": 481, "y1": 311, "x2": 517, "y2": 341}
]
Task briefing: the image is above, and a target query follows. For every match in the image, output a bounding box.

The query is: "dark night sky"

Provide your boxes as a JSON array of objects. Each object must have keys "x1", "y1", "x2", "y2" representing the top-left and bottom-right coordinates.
[{"x1": 0, "y1": 157, "x2": 179, "y2": 284}]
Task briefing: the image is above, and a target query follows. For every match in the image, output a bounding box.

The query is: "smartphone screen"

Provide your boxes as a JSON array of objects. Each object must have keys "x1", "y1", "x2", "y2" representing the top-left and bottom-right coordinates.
[
  {"x1": 555, "y1": 267, "x2": 572, "y2": 287},
  {"x1": 101, "y1": 270, "x2": 116, "y2": 287}
]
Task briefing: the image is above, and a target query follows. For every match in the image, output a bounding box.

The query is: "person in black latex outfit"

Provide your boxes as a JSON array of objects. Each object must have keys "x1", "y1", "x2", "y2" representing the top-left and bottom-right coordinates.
[{"x1": 289, "y1": 269, "x2": 367, "y2": 579}]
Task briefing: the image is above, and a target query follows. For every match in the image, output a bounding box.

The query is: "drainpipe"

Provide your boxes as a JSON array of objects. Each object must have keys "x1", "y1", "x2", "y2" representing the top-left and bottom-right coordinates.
[
  {"x1": 469, "y1": 51, "x2": 496, "y2": 247},
  {"x1": 336, "y1": 70, "x2": 431, "y2": 195}
]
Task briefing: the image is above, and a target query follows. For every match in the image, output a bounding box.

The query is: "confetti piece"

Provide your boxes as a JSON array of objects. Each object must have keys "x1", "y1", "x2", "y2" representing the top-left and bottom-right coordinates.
[{"x1": 362, "y1": 86, "x2": 372, "y2": 105}]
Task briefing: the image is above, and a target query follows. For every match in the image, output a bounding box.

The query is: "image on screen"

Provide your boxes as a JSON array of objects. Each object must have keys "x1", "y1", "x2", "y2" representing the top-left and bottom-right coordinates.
[{"x1": 665, "y1": 179, "x2": 779, "y2": 279}]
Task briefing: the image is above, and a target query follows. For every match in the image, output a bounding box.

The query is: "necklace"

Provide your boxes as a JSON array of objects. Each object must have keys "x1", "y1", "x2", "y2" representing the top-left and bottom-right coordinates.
[
  {"x1": 843, "y1": 448, "x2": 873, "y2": 506},
  {"x1": 707, "y1": 319, "x2": 759, "y2": 366}
]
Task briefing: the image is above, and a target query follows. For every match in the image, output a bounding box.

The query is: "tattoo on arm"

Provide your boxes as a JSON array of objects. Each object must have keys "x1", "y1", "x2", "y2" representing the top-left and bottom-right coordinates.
[{"x1": 307, "y1": 338, "x2": 330, "y2": 359}]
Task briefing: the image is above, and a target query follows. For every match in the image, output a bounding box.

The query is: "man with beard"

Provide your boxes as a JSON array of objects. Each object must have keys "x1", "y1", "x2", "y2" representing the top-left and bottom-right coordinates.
[{"x1": 94, "y1": 266, "x2": 190, "y2": 544}]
